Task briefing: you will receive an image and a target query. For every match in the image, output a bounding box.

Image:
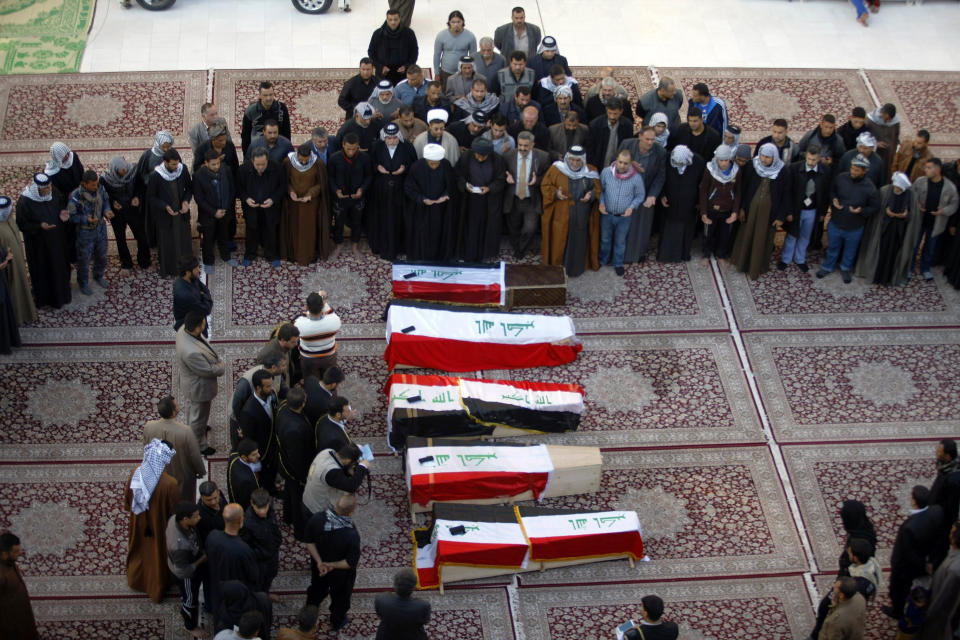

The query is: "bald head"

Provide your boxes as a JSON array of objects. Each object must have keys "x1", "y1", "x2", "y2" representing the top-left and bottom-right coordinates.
[
  {"x1": 335, "y1": 494, "x2": 358, "y2": 516},
  {"x1": 223, "y1": 503, "x2": 244, "y2": 532},
  {"x1": 521, "y1": 106, "x2": 539, "y2": 129}
]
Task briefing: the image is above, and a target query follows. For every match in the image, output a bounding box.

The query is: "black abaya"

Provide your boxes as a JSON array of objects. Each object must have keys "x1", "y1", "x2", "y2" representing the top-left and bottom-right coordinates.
[
  {"x1": 404, "y1": 159, "x2": 459, "y2": 261},
  {"x1": 456, "y1": 152, "x2": 506, "y2": 261},
  {"x1": 0, "y1": 242, "x2": 22, "y2": 354},
  {"x1": 370, "y1": 140, "x2": 417, "y2": 260},
  {"x1": 15, "y1": 195, "x2": 71, "y2": 308},
  {"x1": 146, "y1": 170, "x2": 193, "y2": 277},
  {"x1": 49, "y1": 158, "x2": 84, "y2": 265},
  {"x1": 658, "y1": 156, "x2": 706, "y2": 262},
  {"x1": 873, "y1": 216, "x2": 909, "y2": 285}
]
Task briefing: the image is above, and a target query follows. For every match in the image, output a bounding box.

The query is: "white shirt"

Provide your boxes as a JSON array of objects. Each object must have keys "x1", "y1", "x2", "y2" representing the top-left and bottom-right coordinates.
[{"x1": 295, "y1": 305, "x2": 341, "y2": 357}]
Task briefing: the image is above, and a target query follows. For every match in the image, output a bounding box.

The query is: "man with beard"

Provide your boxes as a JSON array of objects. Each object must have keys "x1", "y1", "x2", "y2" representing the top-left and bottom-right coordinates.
[
  {"x1": 328, "y1": 133, "x2": 374, "y2": 255},
  {"x1": 172, "y1": 254, "x2": 213, "y2": 333},
  {"x1": 548, "y1": 111, "x2": 589, "y2": 161},
  {"x1": 501, "y1": 85, "x2": 541, "y2": 130},
  {"x1": 367, "y1": 9, "x2": 418, "y2": 85},
  {"x1": 412, "y1": 81, "x2": 450, "y2": 123},
  {"x1": 248, "y1": 119, "x2": 294, "y2": 167},
  {"x1": 370, "y1": 81, "x2": 404, "y2": 121},
  {"x1": 193, "y1": 149, "x2": 237, "y2": 272},
  {"x1": 146, "y1": 149, "x2": 193, "y2": 278},
  {"x1": 395, "y1": 65, "x2": 427, "y2": 106},
  {"x1": 444, "y1": 55, "x2": 482, "y2": 102},
  {"x1": 405, "y1": 143, "x2": 458, "y2": 260},
  {"x1": 339, "y1": 58, "x2": 380, "y2": 119},
  {"x1": 135, "y1": 130, "x2": 174, "y2": 248},
  {"x1": 457, "y1": 137, "x2": 506, "y2": 261},
  {"x1": 619, "y1": 126, "x2": 666, "y2": 264},
  {"x1": 540, "y1": 145, "x2": 601, "y2": 277},
  {"x1": 413, "y1": 109, "x2": 461, "y2": 164},
  {"x1": 930, "y1": 439, "x2": 960, "y2": 536},
  {"x1": 866, "y1": 102, "x2": 900, "y2": 182},
  {"x1": 282, "y1": 142, "x2": 329, "y2": 265},
  {"x1": 668, "y1": 107, "x2": 721, "y2": 163},
  {"x1": 503, "y1": 131, "x2": 551, "y2": 258},
  {"x1": 448, "y1": 109, "x2": 488, "y2": 152},
  {"x1": 395, "y1": 105, "x2": 427, "y2": 143},
  {"x1": 798, "y1": 114, "x2": 846, "y2": 166},
  {"x1": 585, "y1": 77, "x2": 633, "y2": 124},
  {"x1": 528, "y1": 36, "x2": 571, "y2": 83},
  {"x1": 370, "y1": 123, "x2": 417, "y2": 260},
  {"x1": 452, "y1": 77, "x2": 500, "y2": 121},
  {"x1": 239, "y1": 146, "x2": 286, "y2": 267},
  {"x1": 337, "y1": 102, "x2": 382, "y2": 153},
  {"x1": 45, "y1": 142, "x2": 84, "y2": 265},
  {"x1": 816, "y1": 154, "x2": 881, "y2": 284},
  {"x1": 100, "y1": 155, "x2": 149, "y2": 271},
  {"x1": 587, "y1": 97, "x2": 634, "y2": 170},
  {"x1": 242, "y1": 81, "x2": 291, "y2": 154}
]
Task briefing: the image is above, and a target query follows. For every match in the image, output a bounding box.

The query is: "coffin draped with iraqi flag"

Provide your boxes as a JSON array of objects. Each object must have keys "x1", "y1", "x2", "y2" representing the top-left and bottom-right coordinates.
[
  {"x1": 383, "y1": 300, "x2": 582, "y2": 372},
  {"x1": 412, "y1": 503, "x2": 646, "y2": 589},
  {"x1": 392, "y1": 261, "x2": 507, "y2": 306},
  {"x1": 385, "y1": 373, "x2": 584, "y2": 451}
]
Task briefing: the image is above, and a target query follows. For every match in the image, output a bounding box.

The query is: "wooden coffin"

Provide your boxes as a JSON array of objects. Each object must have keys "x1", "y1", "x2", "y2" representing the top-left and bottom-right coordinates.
[{"x1": 504, "y1": 264, "x2": 567, "y2": 309}]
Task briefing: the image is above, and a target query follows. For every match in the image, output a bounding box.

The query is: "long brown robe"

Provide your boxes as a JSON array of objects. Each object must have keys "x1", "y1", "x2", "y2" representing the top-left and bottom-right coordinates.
[
  {"x1": 123, "y1": 470, "x2": 179, "y2": 602},
  {"x1": 540, "y1": 165, "x2": 600, "y2": 272},
  {"x1": 0, "y1": 217, "x2": 37, "y2": 325},
  {"x1": 281, "y1": 158, "x2": 330, "y2": 265},
  {"x1": 0, "y1": 560, "x2": 39, "y2": 640}
]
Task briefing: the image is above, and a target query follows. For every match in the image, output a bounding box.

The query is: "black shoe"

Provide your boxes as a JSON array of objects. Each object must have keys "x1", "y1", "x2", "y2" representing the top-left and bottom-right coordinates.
[
  {"x1": 330, "y1": 616, "x2": 350, "y2": 631},
  {"x1": 797, "y1": 263, "x2": 809, "y2": 273},
  {"x1": 841, "y1": 270, "x2": 851, "y2": 284},
  {"x1": 777, "y1": 261, "x2": 788, "y2": 271},
  {"x1": 881, "y1": 605, "x2": 900, "y2": 620},
  {"x1": 201, "y1": 447, "x2": 216, "y2": 457},
  {"x1": 815, "y1": 269, "x2": 828, "y2": 279},
  {"x1": 615, "y1": 266, "x2": 625, "y2": 276}
]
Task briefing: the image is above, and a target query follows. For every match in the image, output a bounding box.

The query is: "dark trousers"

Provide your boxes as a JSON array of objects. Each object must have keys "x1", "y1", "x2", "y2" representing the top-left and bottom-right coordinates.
[
  {"x1": 306, "y1": 560, "x2": 356, "y2": 627},
  {"x1": 388, "y1": 0, "x2": 414, "y2": 27},
  {"x1": 199, "y1": 213, "x2": 232, "y2": 265},
  {"x1": 243, "y1": 206, "x2": 279, "y2": 261},
  {"x1": 300, "y1": 352, "x2": 337, "y2": 381},
  {"x1": 333, "y1": 198, "x2": 365, "y2": 244},
  {"x1": 174, "y1": 566, "x2": 205, "y2": 631},
  {"x1": 507, "y1": 196, "x2": 540, "y2": 257},
  {"x1": 702, "y1": 210, "x2": 733, "y2": 259},
  {"x1": 810, "y1": 591, "x2": 832, "y2": 639},
  {"x1": 111, "y1": 209, "x2": 150, "y2": 268},
  {"x1": 889, "y1": 571, "x2": 913, "y2": 619}
]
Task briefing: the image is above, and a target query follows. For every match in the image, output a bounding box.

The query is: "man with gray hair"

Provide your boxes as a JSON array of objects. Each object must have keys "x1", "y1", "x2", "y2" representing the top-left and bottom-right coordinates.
[
  {"x1": 636, "y1": 77, "x2": 684, "y2": 132},
  {"x1": 618, "y1": 126, "x2": 666, "y2": 263},
  {"x1": 473, "y1": 37, "x2": 506, "y2": 82},
  {"x1": 503, "y1": 130, "x2": 550, "y2": 258},
  {"x1": 189, "y1": 103, "x2": 233, "y2": 155},
  {"x1": 375, "y1": 568, "x2": 431, "y2": 639},
  {"x1": 585, "y1": 76, "x2": 634, "y2": 124},
  {"x1": 445, "y1": 55, "x2": 484, "y2": 102},
  {"x1": 308, "y1": 127, "x2": 339, "y2": 165}
]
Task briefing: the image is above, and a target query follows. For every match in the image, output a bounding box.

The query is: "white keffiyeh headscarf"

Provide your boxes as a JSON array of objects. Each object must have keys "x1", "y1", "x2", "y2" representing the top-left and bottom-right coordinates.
[
  {"x1": 45, "y1": 142, "x2": 74, "y2": 176},
  {"x1": 753, "y1": 142, "x2": 785, "y2": 179},
  {"x1": 21, "y1": 173, "x2": 52, "y2": 202},
  {"x1": 552, "y1": 145, "x2": 599, "y2": 181},
  {"x1": 706, "y1": 145, "x2": 739, "y2": 184},
  {"x1": 101, "y1": 156, "x2": 136, "y2": 189},
  {"x1": 151, "y1": 131, "x2": 174, "y2": 158},
  {"x1": 129, "y1": 438, "x2": 176, "y2": 515},
  {"x1": 670, "y1": 145, "x2": 694, "y2": 175}
]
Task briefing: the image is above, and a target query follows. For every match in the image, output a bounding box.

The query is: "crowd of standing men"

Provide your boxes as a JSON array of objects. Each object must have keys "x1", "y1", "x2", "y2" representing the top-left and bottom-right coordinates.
[{"x1": 2, "y1": 4, "x2": 960, "y2": 639}]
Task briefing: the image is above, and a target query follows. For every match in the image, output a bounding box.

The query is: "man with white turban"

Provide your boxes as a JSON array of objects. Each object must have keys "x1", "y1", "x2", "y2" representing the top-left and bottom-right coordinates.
[
  {"x1": 838, "y1": 132, "x2": 883, "y2": 187},
  {"x1": 854, "y1": 172, "x2": 917, "y2": 285},
  {"x1": 124, "y1": 439, "x2": 180, "y2": 602},
  {"x1": 412, "y1": 108, "x2": 460, "y2": 164},
  {"x1": 405, "y1": 143, "x2": 459, "y2": 260}
]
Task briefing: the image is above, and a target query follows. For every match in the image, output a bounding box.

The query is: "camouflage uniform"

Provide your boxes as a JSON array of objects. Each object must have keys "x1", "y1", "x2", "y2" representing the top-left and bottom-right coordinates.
[{"x1": 67, "y1": 185, "x2": 110, "y2": 288}]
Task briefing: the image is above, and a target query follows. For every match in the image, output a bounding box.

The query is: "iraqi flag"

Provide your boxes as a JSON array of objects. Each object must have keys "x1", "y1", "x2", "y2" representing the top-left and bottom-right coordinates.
[
  {"x1": 384, "y1": 301, "x2": 581, "y2": 372},
  {"x1": 413, "y1": 504, "x2": 530, "y2": 589},
  {"x1": 392, "y1": 261, "x2": 506, "y2": 306},
  {"x1": 518, "y1": 506, "x2": 645, "y2": 563},
  {"x1": 406, "y1": 443, "x2": 554, "y2": 507},
  {"x1": 385, "y1": 374, "x2": 584, "y2": 451}
]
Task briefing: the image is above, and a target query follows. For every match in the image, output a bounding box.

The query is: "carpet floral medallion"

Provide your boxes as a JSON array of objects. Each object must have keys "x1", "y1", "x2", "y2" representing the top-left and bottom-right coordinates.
[{"x1": 744, "y1": 330, "x2": 960, "y2": 442}]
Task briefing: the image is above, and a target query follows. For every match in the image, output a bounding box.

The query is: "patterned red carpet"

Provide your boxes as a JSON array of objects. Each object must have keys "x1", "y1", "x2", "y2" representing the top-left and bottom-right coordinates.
[{"x1": 1, "y1": 67, "x2": 958, "y2": 639}]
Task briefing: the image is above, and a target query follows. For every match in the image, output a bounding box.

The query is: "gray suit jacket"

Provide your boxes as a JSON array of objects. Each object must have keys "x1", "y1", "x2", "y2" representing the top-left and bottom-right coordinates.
[
  {"x1": 493, "y1": 22, "x2": 542, "y2": 59},
  {"x1": 548, "y1": 122, "x2": 589, "y2": 161},
  {"x1": 176, "y1": 326, "x2": 224, "y2": 402},
  {"x1": 502, "y1": 147, "x2": 551, "y2": 210},
  {"x1": 143, "y1": 417, "x2": 206, "y2": 500}
]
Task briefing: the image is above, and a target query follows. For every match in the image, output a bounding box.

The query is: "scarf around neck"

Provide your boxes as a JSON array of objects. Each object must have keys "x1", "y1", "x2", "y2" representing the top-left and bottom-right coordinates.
[
  {"x1": 609, "y1": 161, "x2": 639, "y2": 181},
  {"x1": 154, "y1": 162, "x2": 184, "y2": 182},
  {"x1": 753, "y1": 143, "x2": 784, "y2": 179},
  {"x1": 101, "y1": 156, "x2": 137, "y2": 189},
  {"x1": 287, "y1": 150, "x2": 317, "y2": 172},
  {"x1": 129, "y1": 438, "x2": 175, "y2": 514},
  {"x1": 706, "y1": 157, "x2": 738, "y2": 184},
  {"x1": 45, "y1": 142, "x2": 74, "y2": 176},
  {"x1": 553, "y1": 153, "x2": 598, "y2": 181}
]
